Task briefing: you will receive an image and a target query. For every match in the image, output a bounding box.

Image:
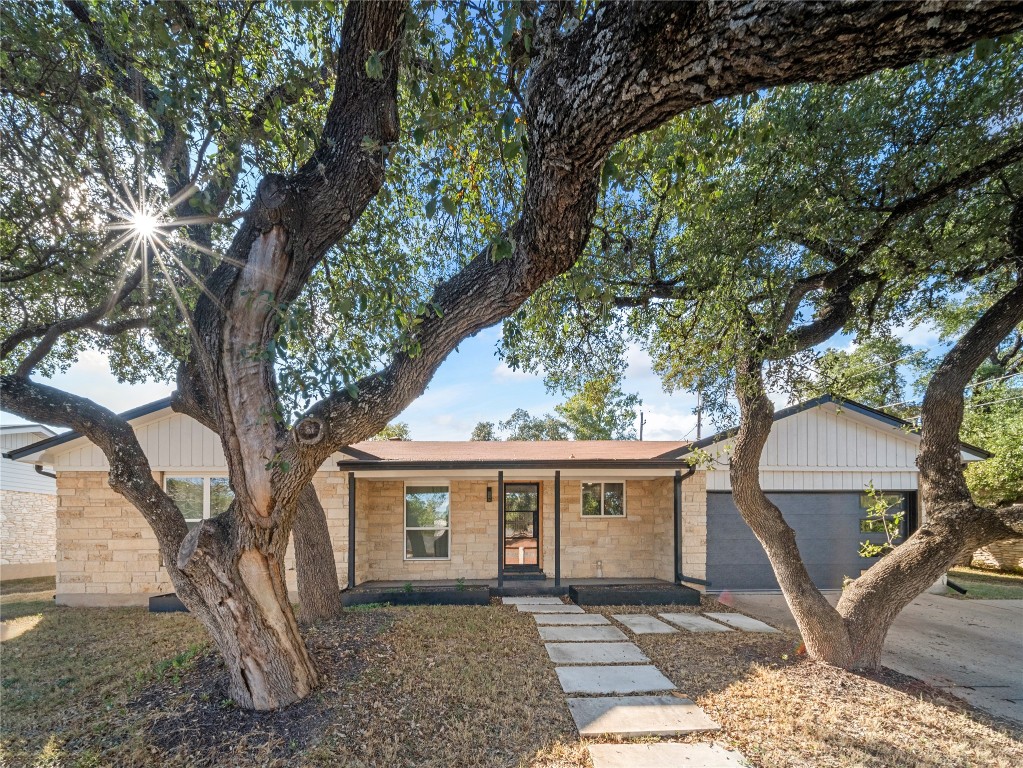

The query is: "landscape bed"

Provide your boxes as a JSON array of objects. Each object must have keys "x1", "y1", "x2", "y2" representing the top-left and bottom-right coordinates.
[
  {"x1": 568, "y1": 583, "x2": 701, "y2": 606},
  {"x1": 1, "y1": 578, "x2": 1020, "y2": 767}
]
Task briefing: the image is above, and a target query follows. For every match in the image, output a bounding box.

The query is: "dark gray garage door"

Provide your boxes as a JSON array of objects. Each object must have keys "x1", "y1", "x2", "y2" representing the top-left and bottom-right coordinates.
[{"x1": 706, "y1": 491, "x2": 907, "y2": 591}]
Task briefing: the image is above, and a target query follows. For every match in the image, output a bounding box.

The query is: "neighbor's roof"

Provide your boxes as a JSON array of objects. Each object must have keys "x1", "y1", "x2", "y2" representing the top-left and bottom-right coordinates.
[
  {"x1": 1, "y1": 423, "x2": 56, "y2": 437},
  {"x1": 337, "y1": 440, "x2": 690, "y2": 469}
]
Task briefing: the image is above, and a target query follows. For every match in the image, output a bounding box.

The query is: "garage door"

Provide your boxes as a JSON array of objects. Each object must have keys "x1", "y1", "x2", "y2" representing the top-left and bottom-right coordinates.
[{"x1": 706, "y1": 492, "x2": 910, "y2": 591}]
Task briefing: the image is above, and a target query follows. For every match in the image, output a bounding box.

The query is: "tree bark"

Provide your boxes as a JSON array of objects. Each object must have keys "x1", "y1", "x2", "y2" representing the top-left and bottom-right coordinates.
[{"x1": 293, "y1": 484, "x2": 343, "y2": 622}]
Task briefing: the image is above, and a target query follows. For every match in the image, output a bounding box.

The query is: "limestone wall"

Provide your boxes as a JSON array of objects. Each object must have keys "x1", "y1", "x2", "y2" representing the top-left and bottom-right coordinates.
[
  {"x1": 1, "y1": 488, "x2": 57, "y2": 579},
  {"x1": 54, "y1": 471, "x2": 172, "y2": 606},
  {"x1": 972, "y1": 539, "x2": 1023, "y2": 573}
]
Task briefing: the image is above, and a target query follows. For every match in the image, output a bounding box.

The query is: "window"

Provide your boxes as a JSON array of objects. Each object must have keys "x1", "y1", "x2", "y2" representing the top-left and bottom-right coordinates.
[
  {"x1": 405, "y1": 484, "x2": 450, "y2": 559},
  {"x1": 581, "y1": 482, "x2": 625, "y2": 517},
  {"x1": 165, "y1": 475, "x2": 234, "y2": 530}
]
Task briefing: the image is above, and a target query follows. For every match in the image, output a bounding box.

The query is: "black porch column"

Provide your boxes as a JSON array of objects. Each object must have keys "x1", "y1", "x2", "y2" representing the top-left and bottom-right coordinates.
[
  {"x1": 347, "y1": 471, "x2": 356, "y2": 589},
  {"x1": 497, "y1": 471, "x2": 505, "y2": 588},
  {"x1": 554, "y1": 470, "x2": 561, "y2": 587},
  {"x1": 673, "y1": 469, "x2": 682, "y2": 585}
]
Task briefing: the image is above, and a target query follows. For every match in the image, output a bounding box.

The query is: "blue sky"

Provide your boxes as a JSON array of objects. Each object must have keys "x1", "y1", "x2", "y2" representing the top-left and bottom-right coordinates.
[{"x1": 1, "y1": 321, "x2": 944, "y2": 440}]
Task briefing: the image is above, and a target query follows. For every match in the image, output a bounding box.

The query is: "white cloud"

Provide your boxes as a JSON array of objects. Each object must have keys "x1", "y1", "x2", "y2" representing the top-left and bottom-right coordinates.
[{"x1": 492, "y1": 360, "x2": 542, "y2": 381}]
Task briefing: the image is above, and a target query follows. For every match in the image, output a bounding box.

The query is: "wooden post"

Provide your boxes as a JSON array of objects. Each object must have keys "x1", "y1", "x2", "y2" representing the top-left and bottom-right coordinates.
[
  {"x1": 347, "y1": 472, "x2": 356, "y2": 589},
  {"x1": 554, "y1": 470, "x2": 561, "y2": 588},
  {"x1": 497, "y1": 471, "x2": 505, "y2": 589}
]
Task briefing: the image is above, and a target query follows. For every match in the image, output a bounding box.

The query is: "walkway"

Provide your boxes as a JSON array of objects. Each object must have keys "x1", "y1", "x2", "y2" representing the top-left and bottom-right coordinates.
[{"x1": 505, "y1": 597, "x2": 778, "y2": 767}]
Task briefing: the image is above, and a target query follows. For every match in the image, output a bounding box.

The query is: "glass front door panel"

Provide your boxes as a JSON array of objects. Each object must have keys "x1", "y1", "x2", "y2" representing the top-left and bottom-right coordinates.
[{"x1": 504, "y1": 483, "x2": 540, "y2": 569}]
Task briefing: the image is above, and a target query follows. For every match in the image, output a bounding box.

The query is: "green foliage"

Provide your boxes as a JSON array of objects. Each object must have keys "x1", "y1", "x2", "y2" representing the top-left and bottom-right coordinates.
[
  {"x1": 470, "y1": 421, "x2": 497, "y2": 441},
  {"x1": 499, "y1": 408, "x2": 570, "y2": 441},
  {"x1": 962, "y1": 381, "x2": 1023, "y2": 506},
  {"x1": 859, "y1": 484, "x2": 905, "y2": 558},
  {"x1": 554, "y1": 377, "x2": 640, "y2": 440},
  {"x1": 370, "y1": 422, "x2": 411, "y2": 441},
  {"x1": 499, "y1": 41, "x2": 1023, "y2": 426}
]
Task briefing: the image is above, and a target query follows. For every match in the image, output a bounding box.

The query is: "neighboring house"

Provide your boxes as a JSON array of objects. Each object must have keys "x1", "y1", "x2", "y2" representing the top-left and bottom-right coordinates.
[
  {"x1": 1, "y1": 423, "x2": 58, "y2": 579},
  {"x1": 4, "y1": 396, "x2": 990, "y2": 605}
]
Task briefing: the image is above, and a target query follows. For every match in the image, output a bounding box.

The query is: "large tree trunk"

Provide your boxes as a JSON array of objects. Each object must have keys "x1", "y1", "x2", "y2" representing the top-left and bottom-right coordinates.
[
  {"x1": 293, "y1": 484, "x2": 343, "y2": 622},
  {"x1": 731, "y1": 360, "x2": 853, "y2": 664},
  {"x1": 171, "y1": 513, "x2": 318, "y2": 709}
]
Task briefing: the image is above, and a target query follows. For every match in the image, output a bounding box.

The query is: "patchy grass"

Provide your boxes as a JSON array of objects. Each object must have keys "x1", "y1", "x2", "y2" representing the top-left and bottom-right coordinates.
[
  {"x1": 1, "y1": 591, "x2": 1020, "y2": 767},
  {"x1": 948, "y1": 567, "x2": 1023, "y2": 599}
]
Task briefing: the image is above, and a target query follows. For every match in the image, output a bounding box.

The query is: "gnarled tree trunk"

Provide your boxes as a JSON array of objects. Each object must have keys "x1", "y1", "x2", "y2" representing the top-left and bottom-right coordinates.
[{"x1": 293, "y1": 484, "x2": 343, "y2": 622}]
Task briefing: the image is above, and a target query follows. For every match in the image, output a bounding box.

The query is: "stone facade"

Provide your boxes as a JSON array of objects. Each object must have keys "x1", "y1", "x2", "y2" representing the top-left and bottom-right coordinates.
[
  {"x1": 51, "y1": 470, "x2": 700, "y2": 605},
  {"x1": 972, "y1": 539, "x2": 1023, "y2": 573},
  {"x1": 55, "y1": 471, "x2": 172, "y2": 606},
  {"x1": 0, "y1": 489, "x2": 57, "y2": 579}
]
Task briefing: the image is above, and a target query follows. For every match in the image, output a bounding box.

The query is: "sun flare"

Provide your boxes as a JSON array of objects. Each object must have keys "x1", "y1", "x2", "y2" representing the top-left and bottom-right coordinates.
[{"x1": 131, "y1": 210, "x2": 160, "y2": 239}]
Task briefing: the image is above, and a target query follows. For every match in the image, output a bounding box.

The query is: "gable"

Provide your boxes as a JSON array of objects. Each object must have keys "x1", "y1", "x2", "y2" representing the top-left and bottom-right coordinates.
[{"x1": 699, "y1": 401, "x2": 927, "y2": 492}]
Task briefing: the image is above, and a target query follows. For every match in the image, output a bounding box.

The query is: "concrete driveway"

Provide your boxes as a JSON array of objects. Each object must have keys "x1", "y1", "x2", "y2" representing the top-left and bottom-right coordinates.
[{"x1": 723, "y1": 591, "x2": 1023, "y2": 725}]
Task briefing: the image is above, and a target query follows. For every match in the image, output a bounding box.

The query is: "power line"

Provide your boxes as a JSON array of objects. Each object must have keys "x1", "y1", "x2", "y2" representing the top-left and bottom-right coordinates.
[
  {"x1": 967, "y1": 394, "x2": 1023, "y2": 409},
  {"x1": 967, "y1": 371, "x2": 1023, "y2": 389}
]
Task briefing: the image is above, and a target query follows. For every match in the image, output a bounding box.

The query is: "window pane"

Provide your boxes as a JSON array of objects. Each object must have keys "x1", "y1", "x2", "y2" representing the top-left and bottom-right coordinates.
[
  {"x1": 603, "y1": 483, "x2": 625, "y2": 516},
  {"x1": 209, "y1": 477, "x2": 234, "y2": 517},
  {"x1": 405, "y1": 486, "x2": 449, "y2": 528},
  {"x1": 406, "y1": 529, "x2": 449, "y2": 559},
  {"x1": 504, "y1": 510, "x2": 535, "y2": 538},
  {"x1": 505, "y1": 484, "x2": 539, "y2": 512},
  {"x1": 860, "y1": 518, "x2": 888, "y2": 533},
  {"x1": 581, "y1": 483, "x2": 602, "y2": 516},
  {"x1": 166, "y1": 477, "x2": 203, "y2": 521}
]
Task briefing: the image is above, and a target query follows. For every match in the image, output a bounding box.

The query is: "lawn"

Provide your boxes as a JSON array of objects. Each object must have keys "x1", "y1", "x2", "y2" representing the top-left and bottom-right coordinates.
[
  {"x1": 1, "y1": 580, "x2": 1020, "y2": 767},
  {"x1": 948, "y1": 567, "x2": 1023, "y2": 600}
]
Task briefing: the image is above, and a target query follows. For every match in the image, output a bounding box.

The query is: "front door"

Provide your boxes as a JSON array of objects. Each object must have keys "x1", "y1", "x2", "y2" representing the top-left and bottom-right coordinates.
[{"x1": 504, "y1": 482, "x2": 541, "y2": 572}]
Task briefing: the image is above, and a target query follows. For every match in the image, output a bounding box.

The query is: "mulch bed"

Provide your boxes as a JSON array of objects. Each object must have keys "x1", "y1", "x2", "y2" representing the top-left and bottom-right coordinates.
[{"x1": 126, "y1": 610, "x2": 393, "y2": 765}]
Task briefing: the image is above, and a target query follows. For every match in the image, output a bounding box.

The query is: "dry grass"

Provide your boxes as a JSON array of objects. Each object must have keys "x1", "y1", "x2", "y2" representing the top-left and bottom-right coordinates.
[
  {"x1": 1, "y1": 588, "x2": 1020, "y2": 767},
  {"x1": 948, "y1": 567, "x2": 1023, "y2": 599}
]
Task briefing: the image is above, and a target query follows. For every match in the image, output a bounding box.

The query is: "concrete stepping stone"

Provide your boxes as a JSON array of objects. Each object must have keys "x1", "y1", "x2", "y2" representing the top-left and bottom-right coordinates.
[
  {"x1": 567, "y1": 695, "x2": 721, "y2": 737},
  {"x1": 533, "y1": 613, "x2": 610, "y2": 625},
  {"x1": 556, "y1": 665, "x2": 675, "y2": 694},
  {"x1": 659, "y1": 613, "x2": 734, "y2": 633},
  {"x1": 501, "y1": 596, "x2": 563, "y2": 605},
  {"x1": 546, "y1": 641, "x2": 649, "y2": 665},
  {"x1": 613, "y1": 614, "x2": 679, "y2": 634},
  {"x1": 704, "y1": 612, "x2": 780, "y2": 633},
  {"x1": 538, "y1": 625, "x2": 627, "y2": 642},
  {"x1": 588, "y1": 743, "x2": 749, "y2": 768},
  {"x1": 517, "y1": 603, "x2": 584, "y2": 613}
]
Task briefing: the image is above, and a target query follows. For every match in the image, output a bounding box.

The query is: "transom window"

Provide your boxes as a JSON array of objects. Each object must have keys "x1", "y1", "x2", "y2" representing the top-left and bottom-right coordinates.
[
  {"x1": 581, "y1": 482, "x2": 625, "y2": 517},
  {"x1": 404, "y1": 484, "x2": 450, "y2": 559},
  {"x1": 165, "y1": 475, "x2": 234, "y2": 530}
]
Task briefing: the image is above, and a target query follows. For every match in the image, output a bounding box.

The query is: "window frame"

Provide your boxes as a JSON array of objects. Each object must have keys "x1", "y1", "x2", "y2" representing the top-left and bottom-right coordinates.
[
  {"x1": 580, "y1": 480, "x2": 627, "y2": 519},
  {"x1": 403, "y1": 481, "x2": 452, "y2": 561},
  {"x1": 163, "y1": 474, "x2": 231, "y2": 522}
]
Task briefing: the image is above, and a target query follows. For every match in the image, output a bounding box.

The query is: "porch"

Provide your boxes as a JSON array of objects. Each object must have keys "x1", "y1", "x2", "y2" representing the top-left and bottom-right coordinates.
[{"x1": 340, "y1": 576, "x2": 702, "y2": 605}]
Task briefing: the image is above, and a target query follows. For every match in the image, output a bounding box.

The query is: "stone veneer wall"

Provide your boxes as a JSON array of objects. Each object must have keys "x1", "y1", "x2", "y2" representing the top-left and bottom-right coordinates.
[
  {"x1": 972, "y1": 539, "x2": 1023, "y2": 573},
  {"x1": 55, "y1": 471, "x2": 172, "y2": 606},
  {"x1": 1, "y1": 489, "x2": 57, "y2": 579},
  {"x1": 52, "y1": 470, "x2": 706, "y2": 602}
]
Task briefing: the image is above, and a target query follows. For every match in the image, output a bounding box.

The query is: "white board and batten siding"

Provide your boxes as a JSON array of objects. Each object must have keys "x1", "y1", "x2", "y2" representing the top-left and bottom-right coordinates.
[
  {"x1": 1, "y1": 428, "x2": 57, "y2": 494},
  {"x1": 51, "y1": 412, "x2": 229, "y2": 472},
  {"x1": 703, "y1": 402, "x2": 920, "y2": 492}
]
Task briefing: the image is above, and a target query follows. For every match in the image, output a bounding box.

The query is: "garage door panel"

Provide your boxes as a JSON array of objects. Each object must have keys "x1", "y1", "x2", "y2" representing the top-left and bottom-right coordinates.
[{"x1": 707, "y1": 492, "x2": 875, "y2": 591}]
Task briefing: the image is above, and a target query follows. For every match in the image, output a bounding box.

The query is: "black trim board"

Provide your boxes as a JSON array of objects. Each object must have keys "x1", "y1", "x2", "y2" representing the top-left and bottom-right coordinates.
[
  {"x1": 336, "y1": 458, "x2": 688, "y2": 471},
  {"x1": 4, "y1": 397, "x2": 174, "y2": 460}
]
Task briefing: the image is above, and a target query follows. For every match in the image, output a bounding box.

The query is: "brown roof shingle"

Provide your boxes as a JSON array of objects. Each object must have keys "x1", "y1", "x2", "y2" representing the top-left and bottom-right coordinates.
[{"x1": 338, "y1": 440, "x2": 689, "y2": 465}]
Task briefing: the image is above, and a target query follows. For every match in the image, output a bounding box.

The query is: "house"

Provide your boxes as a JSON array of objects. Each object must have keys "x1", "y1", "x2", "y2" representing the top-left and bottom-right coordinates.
[
  {"x1": 4, "y1": 396, "x2": 990, "y2": 605},
  {"x1": 1, "y1": 423, "x2": 58, "y2": 579}
]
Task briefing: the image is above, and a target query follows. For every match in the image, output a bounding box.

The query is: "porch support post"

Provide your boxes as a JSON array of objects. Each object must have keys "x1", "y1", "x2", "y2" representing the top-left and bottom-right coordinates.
[
  {"x1": 347, "y1": 471, "x2": 356, "y2": 589},
  {"x1": 673, "y1": 469, "x2": 682, "y2": 585},
  {"x1": 497, "y1": 470, "x2": 505, "y2": 589},
  {"x1": 554, "y1": 470, "x2": 561, "y2": 587}
]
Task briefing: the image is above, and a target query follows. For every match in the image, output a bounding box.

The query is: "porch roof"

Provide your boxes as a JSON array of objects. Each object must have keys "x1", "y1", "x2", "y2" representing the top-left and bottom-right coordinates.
[{"x1": 336, "y1": 440, "x2": 691, "y2": 471}]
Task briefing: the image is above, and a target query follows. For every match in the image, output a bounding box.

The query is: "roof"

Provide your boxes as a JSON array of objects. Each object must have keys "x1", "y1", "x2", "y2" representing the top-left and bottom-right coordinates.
[
  {"x1": 2, "y1": 397, "x2": 173, "y2": 461},
  {"x1": 1, "y1": 423, "x2": 56, "y2": 438},
  {"x1": 337, "y1": 440, "x2": 690, "y2": 470},
  {"x1": 683, "y1": 394, "x2": 992, "y2": 461}
]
